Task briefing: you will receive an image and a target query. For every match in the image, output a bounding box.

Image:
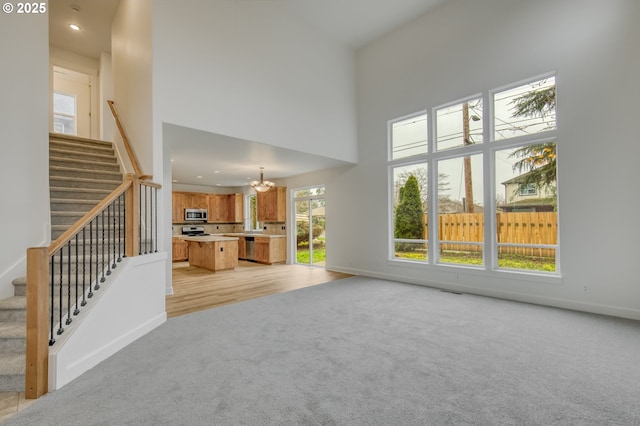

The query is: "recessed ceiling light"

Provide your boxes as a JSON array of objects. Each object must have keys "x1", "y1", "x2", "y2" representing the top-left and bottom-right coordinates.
[
  {"x1": 197, "y1": 176, "x2": 203, "y2": 179},
  {"x1": 216, "y1": 184, "x2": 221, "y2": 186},
  {"x1": 69, "y1": 24, "x2": 81, "y2": 31},
  {"x1": 172, "y1": 179, "x2": 178, "y2": 182},
  {"x1": 214, "y1": 171, "x2": 221, "y2": 174}
]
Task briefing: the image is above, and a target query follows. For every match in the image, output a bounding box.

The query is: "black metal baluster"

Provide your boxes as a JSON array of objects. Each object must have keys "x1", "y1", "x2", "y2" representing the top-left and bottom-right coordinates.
[
  {"x1": 123, "y1": 193, "x2": 127, "y2": 258},
  {"x1": 106, "y1": 204, "x2": 111, "y2": 274},
  {"x1": 57, "y1": 249, "x2": 64, "y2": 335},
  {"x1": 112, "y1": 200, "x2": 117, "y2": 268},
  {"x1": 99, "y1": 210, "x2": 105, "y2": 285},
  {"x1": 118, "y1": 193, "x2": 122, "y2": 262},
  {"x1": 74, "y1": 234, "x2": 80, "y2": 315},
  {"x1": 154, "y1": 188, "x2": 158, "y2": 253},
  {"x1": 146, "y1": 185, "x2": 150, "y2": 254},
  {"x1": 81, "y1": 227, "x2": 87, "y2": 307},
  {"x1": 139, "y1": 183, "x2": 142, "y2": 255},
  {"x1": 49, "y1": 255, "x2": 55, "y2": 346},
  {"x1": 66, "y1": 241, "x2": 72, "y2": 326},
  {"x1": 106, "y1": 204, "x2": 112, "y2": 276},
  {"x1": 89, "y1": 219, "x2": 94, "y2": 298}
]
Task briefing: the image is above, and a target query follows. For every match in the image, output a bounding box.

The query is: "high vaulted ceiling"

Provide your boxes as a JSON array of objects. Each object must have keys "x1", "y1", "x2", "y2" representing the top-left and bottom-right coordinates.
[{"x1": 49, "y1": 0, "x2": 446, "y2": 187}]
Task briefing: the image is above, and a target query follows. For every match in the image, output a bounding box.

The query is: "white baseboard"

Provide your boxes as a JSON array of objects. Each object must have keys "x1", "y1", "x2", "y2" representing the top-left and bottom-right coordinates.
[{"x1": 326, "y1": 265, "x2": 640, "y2": 321}]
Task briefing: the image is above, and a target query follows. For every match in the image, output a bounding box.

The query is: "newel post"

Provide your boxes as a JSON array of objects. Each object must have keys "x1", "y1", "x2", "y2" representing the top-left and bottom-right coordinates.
[
  {"x1": 25, "y1": 247, "x2": 50, "y2": 399},
  {"x1": 125, "y1": 173, "x2": 140, "y2": 257}
]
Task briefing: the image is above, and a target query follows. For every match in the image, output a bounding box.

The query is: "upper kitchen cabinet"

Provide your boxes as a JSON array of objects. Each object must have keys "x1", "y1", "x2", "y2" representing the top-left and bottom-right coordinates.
[
  {"x1": 187, "y1": 193, "x2": 208, "y2": 209},
  {"x1": 172, "y1": 192, "x2": 207, "y2": 223},
  {"x1": 257, "y1": 186, "x2": 286, "y2": 222},
  {"x1": 207, "y1": 194, "x2": 227, "y2": 222},
  {"x1": 207, "y1": 193, "x2": 244, "y2": 223},
  {"x1": 172, "y1": 192, "x2": 186, "y2": 223},
  {"x1": 228, "y1": 193, "x2": 244, "y2": 223}
]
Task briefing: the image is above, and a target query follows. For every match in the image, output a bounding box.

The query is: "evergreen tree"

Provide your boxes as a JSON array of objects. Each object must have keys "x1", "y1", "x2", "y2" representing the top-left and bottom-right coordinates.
[
  {"x1": 509, "y1": 85, "x2": 557, "y2": 187},
  {"x1": 394, "y1": 175, "x2": 424, "y2": 242}
]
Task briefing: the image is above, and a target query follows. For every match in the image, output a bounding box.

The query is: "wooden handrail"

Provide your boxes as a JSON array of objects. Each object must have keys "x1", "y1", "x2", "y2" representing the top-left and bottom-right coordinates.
[
  {"x1": 48, "y1": 176, "x2": 134, "y2": 255},
  {"x1": 106, "y1": 100, "x2": 152, "y2": 181}
]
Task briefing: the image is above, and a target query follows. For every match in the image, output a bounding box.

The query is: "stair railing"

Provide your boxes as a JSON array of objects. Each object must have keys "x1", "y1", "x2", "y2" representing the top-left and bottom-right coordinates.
[
  {"x1": 106, "y1": 100, "x2": 152, "y2": 181},
  {"x1": 25, "y1": 173, "x2": 161, "y2": 399}
]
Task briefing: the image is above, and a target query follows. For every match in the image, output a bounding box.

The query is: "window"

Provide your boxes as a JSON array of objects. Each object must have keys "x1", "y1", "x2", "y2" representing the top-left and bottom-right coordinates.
[
  {"x1": 389, "y1": 74, "x2": 559, "y2": 275},
  {"x1": 294, "y1": 186, "x2": 326, "y2": 266},
  {"x1": 390, "y1": 113, "x2": 427, "y2": 160},
  {"x1": 53, "y1": 92, "x2": 76, "y2": 135},
  {"x1": 246, "y1": 194, "x2": 261, "y2": 231},
  {"x1": 519, "y1": 183, "x2": 537, "y2": 196},
  {"x1": 392, "y1": 163, "x2": 428, "y2": 261}
]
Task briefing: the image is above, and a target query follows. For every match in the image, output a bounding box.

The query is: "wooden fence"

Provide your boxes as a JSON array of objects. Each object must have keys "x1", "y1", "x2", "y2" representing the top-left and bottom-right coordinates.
[{"x1": 424, "y1": 212, "x2": 557, "y2": 257}]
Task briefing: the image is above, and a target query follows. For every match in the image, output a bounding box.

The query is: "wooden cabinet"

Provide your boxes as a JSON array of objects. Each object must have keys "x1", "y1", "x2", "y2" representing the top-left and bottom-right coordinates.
[
  {"x1": 254, "y1": 238, "x2": 269, "y2": 264},
  {"x1": 228, "y1": 194, "x2": 244, "y2": 223},
  {"x1": 173, "y1": 192, "x2": 244, "y2": 224},
  {"x1": 186, "y1": 193, "x2": 207, "y2": 209},
  {"x1": 207, "y1": 194, "x2": 244, "y2": 223},
  {"x1": 257, "y1": 187, "x2": 286, "y2": 222},
  {"x1": 172, "y1": 193, "x2": 186, "y2": 223},
  {"x1": 188, "y1": 239, "x2": 238, "y2": 271},
  {"x1": 207, "y1": 194, "x2": 228, "y2": 223},
  {"x1": 172, "y1": 192, "x2": 207, "y2": 223},
  {"x1": 172, "y1": 238, "x2": 189, "y2": 261},
  {"x1": 254, "y1": 236, "x2": 286, "y2": 264},
  {"x1": 237, "y1": 236, "x2": 246, "y2": 259}
]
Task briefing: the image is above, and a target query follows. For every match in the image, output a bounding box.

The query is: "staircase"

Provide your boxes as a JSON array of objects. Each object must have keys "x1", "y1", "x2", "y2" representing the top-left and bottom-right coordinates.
[
  {"x1": 0, "y1": 133, "x2": 123, "y2": 392},
  {"x1": 50, "y1": 133, "x2": 123, "y2": 240}
]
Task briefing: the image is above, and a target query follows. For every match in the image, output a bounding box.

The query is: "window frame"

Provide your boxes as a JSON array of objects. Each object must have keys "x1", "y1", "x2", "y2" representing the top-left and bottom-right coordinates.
[
  {"x1": 53, "y1": 91, "x2": 77, "y2": 135},
  {"x1": 518, "y1": 183, "x2": 538, "y2": 196},
  {"x1": 388, "y1": 72, "x2": 560, "y2": 279}
]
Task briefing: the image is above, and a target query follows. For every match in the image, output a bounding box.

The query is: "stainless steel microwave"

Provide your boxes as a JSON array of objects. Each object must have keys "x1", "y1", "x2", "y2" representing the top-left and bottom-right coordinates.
[{"x1": 184, "y1": 208, "x2": 207, "y2": 221}]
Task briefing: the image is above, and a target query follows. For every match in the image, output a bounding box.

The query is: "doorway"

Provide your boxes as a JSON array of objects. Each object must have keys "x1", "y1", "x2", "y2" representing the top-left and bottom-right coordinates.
[
  {"x1": 294, "y1": 186, "x2": 326, "y2": 267},
  {"x1": 52, "y1": 66, "x2": 92, "y2": 138}
]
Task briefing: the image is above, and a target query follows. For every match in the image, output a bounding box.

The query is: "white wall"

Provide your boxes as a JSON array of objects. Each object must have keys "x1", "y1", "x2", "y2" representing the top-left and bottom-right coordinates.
[
  {"x1": 152, "y1": 0, "x2": 357, "y2": 164},
  {"x1": 328, "y1": 0, "x2": 640, "y2": 319},
  {"x1": 49, "y1": 253, "x2": 166, "y2": 390},
  {"x1": 153, "y1": 0, "x2": 359, "y2": 293},
  {"x1": 112, "y1": 0, "x2": 153, "y2": 175},
  {"x1": 0, "y1": 6, "x2": 50, "y2": 298},
  {"x1": 100, "y1": 52, "x2": 116, "y2": 142}
]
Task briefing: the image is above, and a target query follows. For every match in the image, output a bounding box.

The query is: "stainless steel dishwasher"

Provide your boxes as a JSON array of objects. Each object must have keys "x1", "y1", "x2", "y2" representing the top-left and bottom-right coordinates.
[{"x1": 245, "y1": 236, "x2": 255, "y2": 261}]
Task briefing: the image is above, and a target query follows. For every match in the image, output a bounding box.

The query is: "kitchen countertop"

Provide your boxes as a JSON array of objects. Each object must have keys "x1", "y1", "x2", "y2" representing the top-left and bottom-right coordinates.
[
  {"x1": 222, "y1": 233, "x2": 286, "y2": 239},
  {"x1": 178, "y1": 235, "x2": 239, "y2": 242}
]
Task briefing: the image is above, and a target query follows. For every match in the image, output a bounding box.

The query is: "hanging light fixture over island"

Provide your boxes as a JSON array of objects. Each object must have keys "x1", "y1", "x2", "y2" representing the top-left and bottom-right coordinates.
[{"x1": 251, "y1": 167, "x2": 274, "y2": 192}]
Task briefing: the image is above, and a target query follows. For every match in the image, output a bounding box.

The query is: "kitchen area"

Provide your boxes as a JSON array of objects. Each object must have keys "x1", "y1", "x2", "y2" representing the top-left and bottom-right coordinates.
[{"x1": 171, "y1": 186, "x2": 287, "y2": 272}]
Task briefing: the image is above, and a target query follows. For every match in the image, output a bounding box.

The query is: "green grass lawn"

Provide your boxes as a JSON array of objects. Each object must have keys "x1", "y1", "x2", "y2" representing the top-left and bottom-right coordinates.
[
  {"x1": 296, "y1": 247, "x2": 326, "y2": 264},
  {"x1": 296, "y1": 246, "x2": 554, "y2": 272},
  {"x1": 395, "y1": 250, "x2": 555, "y2": 272}
]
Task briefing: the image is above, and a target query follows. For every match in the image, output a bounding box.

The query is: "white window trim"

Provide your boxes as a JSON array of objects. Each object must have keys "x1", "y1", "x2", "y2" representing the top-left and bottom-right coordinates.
[
  {"x1": 388, "y1": 72, "x2": 560, "y2": 278},
  {"x1": 291, "y1": 185, "x2": 326, "y2": 268}
]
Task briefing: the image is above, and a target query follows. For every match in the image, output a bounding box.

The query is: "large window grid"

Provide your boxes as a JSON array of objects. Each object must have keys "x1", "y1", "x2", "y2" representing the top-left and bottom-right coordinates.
[{"x1": 389, "y1": 73, "x2": 559, "y2": 275}]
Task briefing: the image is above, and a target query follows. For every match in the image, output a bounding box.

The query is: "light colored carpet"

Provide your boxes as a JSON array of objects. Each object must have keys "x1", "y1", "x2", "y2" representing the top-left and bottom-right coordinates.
[{"x1": 6, "y1": 276, "x2": 640, "y2": 425}]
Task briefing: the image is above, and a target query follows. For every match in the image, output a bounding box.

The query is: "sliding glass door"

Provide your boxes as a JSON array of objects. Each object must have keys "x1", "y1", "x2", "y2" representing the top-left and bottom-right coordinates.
[{"x1": 294, "y1": 186, "x2": 325, "y2": 266}]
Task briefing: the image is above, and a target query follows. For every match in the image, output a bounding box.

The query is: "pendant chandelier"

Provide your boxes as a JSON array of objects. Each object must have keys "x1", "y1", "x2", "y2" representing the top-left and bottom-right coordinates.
[{"x1": 251, "y1": 167, "x2": 274, "y2": 192}]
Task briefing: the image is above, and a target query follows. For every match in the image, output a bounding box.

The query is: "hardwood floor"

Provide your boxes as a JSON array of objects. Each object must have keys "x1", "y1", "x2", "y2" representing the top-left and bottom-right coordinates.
[{"x1": 166, "y1": 261, "x2": 352, "y2": 318}]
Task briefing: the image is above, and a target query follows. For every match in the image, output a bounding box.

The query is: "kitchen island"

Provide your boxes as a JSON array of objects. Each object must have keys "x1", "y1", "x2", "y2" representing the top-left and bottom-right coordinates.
[
  {"x1": 223, "y1": 233, "x2": 286, "y2": 264},
  {"x1": 180, "y1": 235, "x2": 239, "y2": 271}
]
